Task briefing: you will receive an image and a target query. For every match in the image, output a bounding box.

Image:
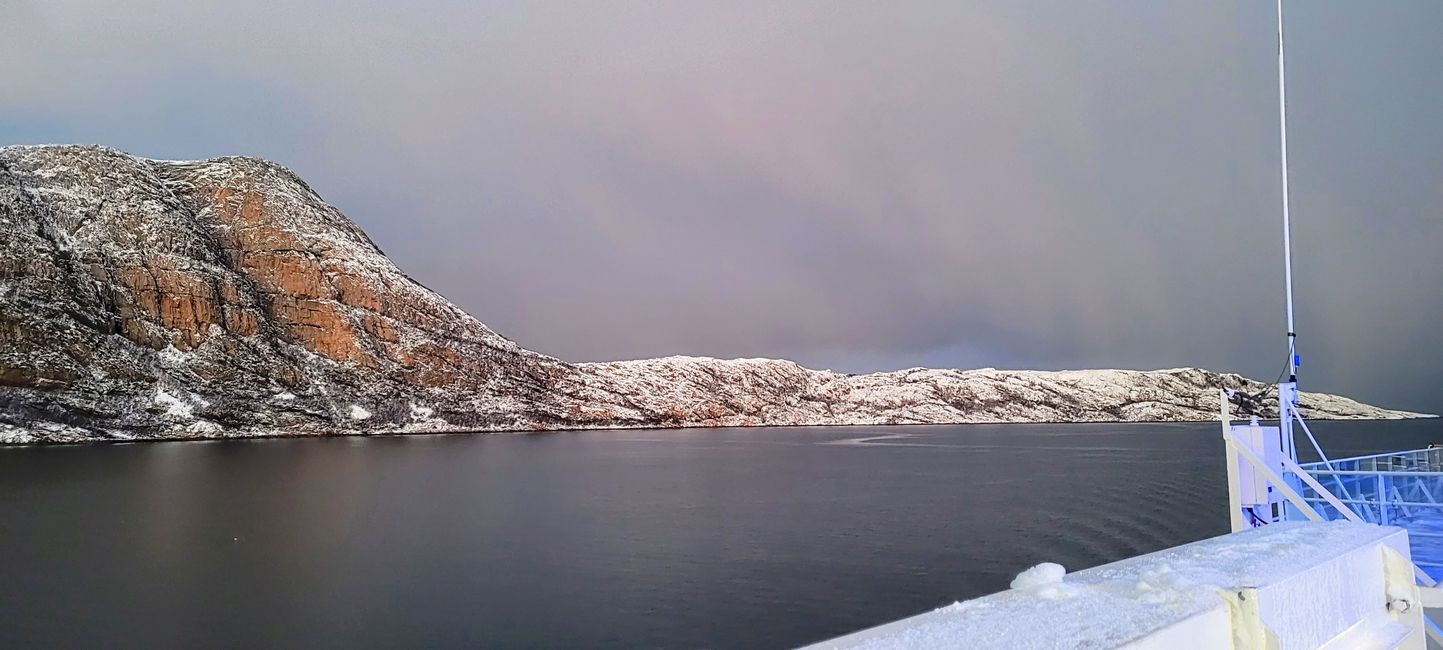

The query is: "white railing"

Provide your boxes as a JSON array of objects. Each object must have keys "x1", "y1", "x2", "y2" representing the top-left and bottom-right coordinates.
[
  {"x1": 1299, "y1": 448, "x2": 1443, "y2": 474},
  {"x1": 1293, "y1": 449, "x2": 1443, "y2": 570}
]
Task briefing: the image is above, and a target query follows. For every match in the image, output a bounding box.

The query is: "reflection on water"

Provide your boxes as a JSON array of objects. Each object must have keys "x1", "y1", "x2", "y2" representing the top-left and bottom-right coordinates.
[{"x1": 0, "y1": 420, "x2": 1438, "y2": 648}]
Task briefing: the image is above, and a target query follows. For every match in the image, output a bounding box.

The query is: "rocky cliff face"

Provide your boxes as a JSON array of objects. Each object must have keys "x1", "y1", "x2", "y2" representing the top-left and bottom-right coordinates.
[{"x1": 0, "y1": 145, "x2": 1427, "y2": 444}]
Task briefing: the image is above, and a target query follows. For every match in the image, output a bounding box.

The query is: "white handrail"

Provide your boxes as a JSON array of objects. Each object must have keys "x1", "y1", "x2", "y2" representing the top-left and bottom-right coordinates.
[
  {"x1": 1296, "y1": 469, "x2": 1443, "y2": 477},
  {"x1": 1302, "y1": 498, "x2": 1443, "y2": 509},
  {"x1": 1298, "y1": 447, "x2": 1437, "y2": 468}
]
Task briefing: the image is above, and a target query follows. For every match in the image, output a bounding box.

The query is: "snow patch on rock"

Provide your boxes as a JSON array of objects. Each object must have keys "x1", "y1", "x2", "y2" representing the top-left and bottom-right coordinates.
[
  {"x1": 158, "y1": 345, "x2": 188, "y2": 365},
  {"x1": 154, "y1": 389, "x2": 194, "y2": 418},
  {"x1": 0, "y1": 424, "x2": 35, "y2": 444},
  {"x1": 186, "y1": 420, "x2": 223, "y2": 435}
]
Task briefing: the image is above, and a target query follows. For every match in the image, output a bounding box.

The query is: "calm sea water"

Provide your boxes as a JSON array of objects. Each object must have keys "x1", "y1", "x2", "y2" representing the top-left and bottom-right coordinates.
[{"x1": 2, "y1": 420, "x2": 1440, "y2": 648}]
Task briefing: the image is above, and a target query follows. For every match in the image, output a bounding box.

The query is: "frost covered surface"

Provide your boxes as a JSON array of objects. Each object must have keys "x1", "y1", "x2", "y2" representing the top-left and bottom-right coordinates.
[
  {"x1": 809, "y1": 521, "x2": 1403, "y2": 650},
  {"x1": 0, "y1": 145, "x2": 1430, "y2": 444}
]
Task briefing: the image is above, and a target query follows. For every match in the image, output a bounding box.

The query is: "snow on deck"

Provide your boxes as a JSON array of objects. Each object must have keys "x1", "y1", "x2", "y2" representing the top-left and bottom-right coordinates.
[{"x1": 804, "y1": 521, "x2": 1412, "y2": 649}]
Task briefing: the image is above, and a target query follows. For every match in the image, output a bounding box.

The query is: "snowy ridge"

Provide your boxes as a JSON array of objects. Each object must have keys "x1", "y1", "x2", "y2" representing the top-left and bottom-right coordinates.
[
  {"x1": 0, "y1": 145, "x2": 1429, "y2": 444},
  {"x1": 577, "y1": 357, "x2": 1425, "y2": 427}
]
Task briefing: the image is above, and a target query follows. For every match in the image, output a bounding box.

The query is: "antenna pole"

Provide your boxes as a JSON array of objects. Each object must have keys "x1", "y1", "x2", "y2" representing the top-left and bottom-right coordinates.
[
  {"x1": 1276, "y1": 0, "x2": 1299, "y2": 464},
  {"x1": 1277, "y1": 0, "x2": 1297, "y2": 383}
]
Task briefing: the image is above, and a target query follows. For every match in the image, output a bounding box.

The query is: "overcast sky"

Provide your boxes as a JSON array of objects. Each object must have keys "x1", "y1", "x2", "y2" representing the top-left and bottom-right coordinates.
[{"x1": 3, "y1": 1, "x2": 1441, "y2": 412}]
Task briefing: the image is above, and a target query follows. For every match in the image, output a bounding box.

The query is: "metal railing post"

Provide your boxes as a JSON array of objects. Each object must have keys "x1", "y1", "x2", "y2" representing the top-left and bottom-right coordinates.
[{"x1": 1379, "y1": 473, "x2": 1389, "y2": 525}]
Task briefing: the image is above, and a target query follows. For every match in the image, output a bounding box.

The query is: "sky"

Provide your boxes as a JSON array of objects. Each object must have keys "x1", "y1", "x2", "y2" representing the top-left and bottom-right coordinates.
[{"x1": 3, "y1": 1, "x2": 1441, "y2": 412}]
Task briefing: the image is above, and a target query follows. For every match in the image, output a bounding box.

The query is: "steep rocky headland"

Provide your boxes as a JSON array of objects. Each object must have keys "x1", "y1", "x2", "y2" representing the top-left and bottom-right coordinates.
[{"x1": 0, "y1": 145, "x2": 1427, "y2": 444}]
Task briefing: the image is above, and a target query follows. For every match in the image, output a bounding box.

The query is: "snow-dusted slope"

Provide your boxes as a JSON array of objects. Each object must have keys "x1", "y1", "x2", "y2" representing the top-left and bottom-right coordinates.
[
  {"x1": 0, "y1": 146, "x2": 1428, "y2": 444},
  {"x1": 578, "y1": 358, "x2": 1422, "y2": 426}
]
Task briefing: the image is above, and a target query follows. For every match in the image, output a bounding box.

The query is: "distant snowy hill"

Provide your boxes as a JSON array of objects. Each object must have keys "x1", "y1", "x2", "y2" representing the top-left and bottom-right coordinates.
[
  {"x1": 577, "y1": 358, "x2": 1422, "y2": 426},
  {"x1": 0, "y1": 146, "x2": 1428, "y2": 443}
]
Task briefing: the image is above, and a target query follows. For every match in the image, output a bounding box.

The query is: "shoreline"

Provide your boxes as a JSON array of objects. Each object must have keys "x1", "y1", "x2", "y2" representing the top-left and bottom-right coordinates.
[{"x1": 2, "y1": 413, "x2": 1435, "y2": 448}]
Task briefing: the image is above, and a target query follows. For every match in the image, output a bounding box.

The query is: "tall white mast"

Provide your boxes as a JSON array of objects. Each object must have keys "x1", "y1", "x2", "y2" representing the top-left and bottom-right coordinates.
[
  {"x1": 1276, "y1": 0, "x2": 1300, "y2": 465},
  {"x1": 1223, "y1": 0, "x2": 1348, "y2": 531},
  {"x1": 1278, "y1": 0, "x2": 1297, "y2": 384}
]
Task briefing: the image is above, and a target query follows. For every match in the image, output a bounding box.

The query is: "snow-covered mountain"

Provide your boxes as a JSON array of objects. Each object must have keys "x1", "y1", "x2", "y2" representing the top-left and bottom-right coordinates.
[{"x1": 0, "y1": 145, "x2": 1427, "y2": 443}]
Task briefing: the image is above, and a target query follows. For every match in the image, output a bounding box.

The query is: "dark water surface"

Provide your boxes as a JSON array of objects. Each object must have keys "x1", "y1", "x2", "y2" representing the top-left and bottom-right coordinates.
[{"x1": 2, "y1": 420, "x2": 1441, "y2": 648}]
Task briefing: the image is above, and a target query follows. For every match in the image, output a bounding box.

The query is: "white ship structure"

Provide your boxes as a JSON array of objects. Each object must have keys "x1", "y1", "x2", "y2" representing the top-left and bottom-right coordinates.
[{"x1": 806, "y1": 2, "x2": 1443, "y2": 648}]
